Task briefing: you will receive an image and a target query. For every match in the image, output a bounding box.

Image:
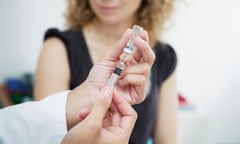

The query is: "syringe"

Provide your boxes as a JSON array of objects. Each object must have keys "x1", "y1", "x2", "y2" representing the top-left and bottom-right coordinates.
[{"x1": 106, "y1": 25, "x2": 143, "y2": 88}]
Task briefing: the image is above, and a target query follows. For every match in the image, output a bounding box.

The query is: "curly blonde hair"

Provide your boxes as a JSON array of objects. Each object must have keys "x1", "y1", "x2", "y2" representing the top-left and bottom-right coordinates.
[{"x1": 65, "y1": 0, "x2": 175, "y2": 46}]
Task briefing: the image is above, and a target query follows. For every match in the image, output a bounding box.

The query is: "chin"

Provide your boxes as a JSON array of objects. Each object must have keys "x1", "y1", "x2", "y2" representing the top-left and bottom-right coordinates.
[{"x1": 98, "y1": 16, "x2": 125, "y2": 25}]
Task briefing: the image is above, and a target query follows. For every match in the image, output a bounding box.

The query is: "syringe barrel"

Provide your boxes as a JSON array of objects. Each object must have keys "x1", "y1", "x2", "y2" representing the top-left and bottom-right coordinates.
[
  {"x1": 107, "y1": 73, "x2": 119, "y2": 88},
  {"x1": 107, "y1": 25, "x2": 143, "y2": 88}
]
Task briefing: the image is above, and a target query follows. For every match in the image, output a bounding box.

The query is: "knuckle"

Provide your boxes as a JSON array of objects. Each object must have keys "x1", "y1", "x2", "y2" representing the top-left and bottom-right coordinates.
[
  {"x1": 125, "y1": 75, "x2": 131, "y2": 81},
  {"x1": 138, "y1": 76, "x2": 146, "y2": 85},
  {"x1": 139, "y1": 96, "x2": 145, "y2": 104},
  {"x1": 132, "y1": 110, "x2": 138, "y2": 120},
  {"x1": 98, "y1": 92, "x2": 111, "y2": 108},
  {"x1": 142, "y1": 63, "x2": 150, "y2": 73},
  {"x1": 135, "y1": 93, "x2": 145, "y2": 104},
  {"x1": 87, "y1": 119, "x2": 101, "y2": 131},
  {"x1": 152, "y1": 52, "x2": 156, "y2": 61}
]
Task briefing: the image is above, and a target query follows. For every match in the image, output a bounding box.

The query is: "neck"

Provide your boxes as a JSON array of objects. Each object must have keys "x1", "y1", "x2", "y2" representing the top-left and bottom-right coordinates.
[{"x1": 90, "y1": 19, "x2": 134, "y2": 44}]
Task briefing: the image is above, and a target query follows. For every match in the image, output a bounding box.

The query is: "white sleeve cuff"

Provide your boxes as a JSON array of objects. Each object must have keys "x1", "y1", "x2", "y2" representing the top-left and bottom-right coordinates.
[
  {"x1": 39, "y1": 90, "x2": 71, "y2": 143},
  {"x1": 52, "y1": 90, "x2": 71, "y2": 143},
  {"x1": 0, "y1": 90, "x2": 71, "y2": 144}
]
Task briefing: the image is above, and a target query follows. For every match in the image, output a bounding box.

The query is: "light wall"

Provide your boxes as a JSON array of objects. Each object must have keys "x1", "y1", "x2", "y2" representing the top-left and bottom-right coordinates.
[
  {"x1": 164, "y1": 0, "x2": 240, "y2": 143},
  {"x1": 0, "y1": 0, "x2": 65, "y2": 82},
  {"x1": 0, "y1": 0, "x2": 240, "y2": 143}
]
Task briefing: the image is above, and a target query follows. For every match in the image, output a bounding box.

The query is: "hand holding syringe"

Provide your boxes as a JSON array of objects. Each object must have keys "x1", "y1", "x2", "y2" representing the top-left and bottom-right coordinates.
[
  {"x1": 76, "y1": 25, "x2": 154, "y2": 121},
  {"x1": 86, "y1": 24, "x2": 154, "y2": 104},
  {"x1": 107, "y1": 25, "x2": 143, "y2": 88}
]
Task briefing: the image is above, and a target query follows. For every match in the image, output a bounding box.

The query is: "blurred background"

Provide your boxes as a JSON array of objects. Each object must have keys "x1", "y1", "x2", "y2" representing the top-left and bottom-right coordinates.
[{"x1": 0, "y1": 0, "x2": 239, "y2": 144}]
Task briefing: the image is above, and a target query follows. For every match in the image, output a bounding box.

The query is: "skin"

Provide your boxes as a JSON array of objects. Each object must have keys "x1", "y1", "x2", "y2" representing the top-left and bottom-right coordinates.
[
  {"x1": 35, "y1": 0, "x2": 177, "y2": 143},
  {"x1": 89, "y1": 0, "x2": 141, "y2": 25},
  {"x1": 154, "y1": 71, "x2": 177, "y2": 144},
  {"x1": 63, "y1": 37, "x2": 142, "y2": 143},
  {"x1": 65, "y1": 29, "x2": 154, "y2": 129},
  {"x1": 35, "y1": 28, "x2": 154, "y2": 105},
  {"x1": 63, "y1": 86, "x2": 137, "y2": 144}
]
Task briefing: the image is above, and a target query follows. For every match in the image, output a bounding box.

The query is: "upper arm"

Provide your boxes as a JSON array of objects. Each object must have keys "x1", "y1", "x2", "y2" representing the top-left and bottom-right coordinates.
[
  {"x1": 154, "y1": 70, "x2": 177, "y2": 144},
  {"x1": 34, "y1": 38, "x2": 70, "y2": 100}
]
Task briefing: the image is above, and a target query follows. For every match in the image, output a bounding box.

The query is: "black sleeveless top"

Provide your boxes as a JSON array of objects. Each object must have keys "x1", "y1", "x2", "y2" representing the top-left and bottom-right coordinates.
[{"x1": 44, "y1": 28, "x2": 177, "y2": 144}]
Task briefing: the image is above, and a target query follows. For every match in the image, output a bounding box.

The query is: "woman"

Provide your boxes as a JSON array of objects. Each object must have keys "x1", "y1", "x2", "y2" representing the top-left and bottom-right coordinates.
[{"x1": 34, "y1": 0, "x2": 177, "y2": 143}]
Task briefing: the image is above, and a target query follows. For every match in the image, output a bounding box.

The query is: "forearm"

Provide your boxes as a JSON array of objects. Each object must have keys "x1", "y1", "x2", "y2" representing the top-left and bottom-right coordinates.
[{"x1": 154, "y1": 72, "x2": 177, "y2": 144}]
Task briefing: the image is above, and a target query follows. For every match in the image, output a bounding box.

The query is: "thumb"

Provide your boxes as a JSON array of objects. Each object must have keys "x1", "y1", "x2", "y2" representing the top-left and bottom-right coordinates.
[
  {"x1": 61, "y1": 87, "x2": 113, "y2": 144},
  {"x1": 84, "y1": 87, "x2": 113, "y2": 127},
  {"x1": 106, "y1": 29, "x2": 132, "y2": 59}
]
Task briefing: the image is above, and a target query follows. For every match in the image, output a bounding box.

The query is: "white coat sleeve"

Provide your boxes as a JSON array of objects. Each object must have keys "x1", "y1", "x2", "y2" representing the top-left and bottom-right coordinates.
[{"x1": 0, "y1": 90, "x2": 71, "y2": 144}]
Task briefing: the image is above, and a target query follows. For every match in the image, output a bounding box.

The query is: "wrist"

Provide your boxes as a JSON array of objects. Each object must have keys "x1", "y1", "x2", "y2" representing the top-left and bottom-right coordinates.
[{"x1": 66, "y1": 81, "x2": 99, "y2": 130}]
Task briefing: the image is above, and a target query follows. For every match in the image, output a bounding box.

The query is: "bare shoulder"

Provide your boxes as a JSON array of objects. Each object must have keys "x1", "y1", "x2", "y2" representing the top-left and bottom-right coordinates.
[
  {"x1": 38, "y1": 37, "x2": 68, "y2": 61},
  {"x1": 43, "y1": 37, "x2": 66, "y2": 50},
  {"x1": 34, "y1": 37, "x2": 70, "y2": 99}
]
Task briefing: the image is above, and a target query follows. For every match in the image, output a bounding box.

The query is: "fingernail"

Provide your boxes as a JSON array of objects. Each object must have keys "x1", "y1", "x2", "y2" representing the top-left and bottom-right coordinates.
[{"x1": 144, "y1": 30, "x2": 149, "y2": 42}]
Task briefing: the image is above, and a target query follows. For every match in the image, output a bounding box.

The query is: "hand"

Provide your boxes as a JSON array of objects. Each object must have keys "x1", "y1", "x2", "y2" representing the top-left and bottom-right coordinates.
[
  {"x1": 65, "y1": 28, "x2": 154, "y2": 130},
  {"x1": 62, "y1": 87, "x2": 137, "y2": 144},
  {"x1": 87, "y1": 28, "x2": 155, "y2": 104}
]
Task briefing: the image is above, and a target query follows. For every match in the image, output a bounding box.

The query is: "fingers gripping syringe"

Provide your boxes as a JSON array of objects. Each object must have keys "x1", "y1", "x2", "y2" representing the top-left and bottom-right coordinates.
[{"x1": 107, "y1": 25, "x2": 143, "y2": 88}]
